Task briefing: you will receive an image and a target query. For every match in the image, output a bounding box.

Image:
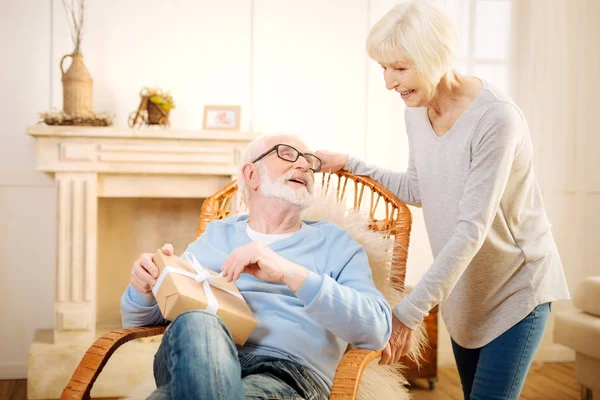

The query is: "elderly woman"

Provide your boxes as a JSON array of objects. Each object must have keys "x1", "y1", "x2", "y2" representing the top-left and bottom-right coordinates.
[{"x1": 317, "y1": 2, "x2": 569, "y2": 399}]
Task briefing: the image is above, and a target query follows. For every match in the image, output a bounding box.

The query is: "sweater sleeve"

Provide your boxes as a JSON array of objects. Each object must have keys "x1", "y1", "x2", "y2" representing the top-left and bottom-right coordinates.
[
  {"x1": 345, "y1": 150, "x2": 421, "y2": 206},
  {"x1": 120, "y1": 221, "x2": 226, "y2": 328},
  {"x1": 120, "y1": 284, "x2": 169, "y2": 328},
  {"x1": 393, "y1": 103, "x2": 525, "y2": 329},
  {"x1": 294, "y1": 230, "x2": 392, "y2": 351}
]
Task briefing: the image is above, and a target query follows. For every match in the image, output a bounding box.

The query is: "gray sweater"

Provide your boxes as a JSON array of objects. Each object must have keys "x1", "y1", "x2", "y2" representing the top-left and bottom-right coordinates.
[{"x1": 346, "y1": 81, "x2": 570, "y2": 348}]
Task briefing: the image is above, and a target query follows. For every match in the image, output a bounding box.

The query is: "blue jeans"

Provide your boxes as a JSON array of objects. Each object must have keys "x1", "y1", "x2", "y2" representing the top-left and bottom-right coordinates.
[
  {"x1": 149, "y1": 310, "x2": 329, "y2": 400},
  {"x1": 451, "y1": 302, "x2": 551, "y2": 400}
]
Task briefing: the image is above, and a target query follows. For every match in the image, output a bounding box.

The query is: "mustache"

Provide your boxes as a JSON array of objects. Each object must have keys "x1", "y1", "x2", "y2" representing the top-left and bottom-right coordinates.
[{"x1": 279, "y1": 170, "x2": 314, "y2": 188}]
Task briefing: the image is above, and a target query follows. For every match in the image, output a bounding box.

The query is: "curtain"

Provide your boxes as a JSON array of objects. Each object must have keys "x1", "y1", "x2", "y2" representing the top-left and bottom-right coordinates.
[
  {"x1": 510, "y1": 0, "x2": 599, "y2": 222},
  {"x1": 510, "y1": 0, "x2": 600, "y2": 362}
]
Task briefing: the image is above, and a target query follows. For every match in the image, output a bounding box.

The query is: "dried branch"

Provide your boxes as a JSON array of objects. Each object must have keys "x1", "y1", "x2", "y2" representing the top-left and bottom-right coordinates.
[{"x1": 62, "y1": 0, "x2": 85, "y2": 52}]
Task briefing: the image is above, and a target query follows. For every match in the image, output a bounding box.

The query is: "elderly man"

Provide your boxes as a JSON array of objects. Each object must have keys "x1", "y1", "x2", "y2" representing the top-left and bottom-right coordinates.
[{"x1": 121, "y1": 135, "x2": 392, "y2": 400}]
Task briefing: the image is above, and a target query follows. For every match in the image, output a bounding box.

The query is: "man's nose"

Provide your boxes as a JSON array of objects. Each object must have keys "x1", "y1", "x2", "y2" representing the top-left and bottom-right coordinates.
[{"x1": 294, "y1": 156, "x2": 310, "y2": 171}]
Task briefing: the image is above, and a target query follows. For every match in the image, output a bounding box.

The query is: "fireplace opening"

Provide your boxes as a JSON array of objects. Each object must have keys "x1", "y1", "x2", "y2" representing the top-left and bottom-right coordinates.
[{"x1": 96, "y1": 197, "x2": 205, "y2": 329}]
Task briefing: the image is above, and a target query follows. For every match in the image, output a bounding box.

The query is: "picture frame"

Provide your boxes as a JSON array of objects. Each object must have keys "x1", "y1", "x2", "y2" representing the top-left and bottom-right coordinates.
[{"x1": 202, "y1": 105, "x2": 241, "y2": 131}]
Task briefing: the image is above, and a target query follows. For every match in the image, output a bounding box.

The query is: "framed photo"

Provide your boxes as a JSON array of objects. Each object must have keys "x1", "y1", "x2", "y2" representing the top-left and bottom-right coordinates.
[{"x1": 202, "y1": 105, "x2": 241, "y2": 131}]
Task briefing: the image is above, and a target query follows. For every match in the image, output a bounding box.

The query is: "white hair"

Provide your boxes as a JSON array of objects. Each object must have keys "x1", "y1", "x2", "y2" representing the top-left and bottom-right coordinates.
[
  {"x1": 237, "y1": 136, "x2": 270, "y2": 205},
  {"x1": 366, "y1": 1, "x2": 457, "y2": 91}
]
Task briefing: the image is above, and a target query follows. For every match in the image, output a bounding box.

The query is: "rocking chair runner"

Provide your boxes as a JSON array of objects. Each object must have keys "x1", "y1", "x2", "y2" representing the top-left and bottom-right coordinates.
[{"x1": 60, "y1": 171, "x2": 412, "y2": 400}]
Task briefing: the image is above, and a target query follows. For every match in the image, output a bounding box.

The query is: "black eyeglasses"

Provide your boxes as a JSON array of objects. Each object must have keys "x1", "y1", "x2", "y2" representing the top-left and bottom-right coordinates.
[{"x1": 252, "y1": 144, "x2": 322, "y2": 172}]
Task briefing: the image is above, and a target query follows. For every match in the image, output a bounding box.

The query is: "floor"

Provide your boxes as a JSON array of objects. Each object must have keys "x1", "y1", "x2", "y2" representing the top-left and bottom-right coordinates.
[
  {"x1": 1, "y1": 362, "x2": 596, "y2": 400},
  {"x1": 409, "y1": 362, "x2": 596, "y2": 400}
]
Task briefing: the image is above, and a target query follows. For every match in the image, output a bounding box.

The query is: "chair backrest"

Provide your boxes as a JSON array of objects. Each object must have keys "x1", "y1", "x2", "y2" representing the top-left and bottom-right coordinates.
[{"x1": 196, "y1": 171, "x2": 412, "y2": 291}]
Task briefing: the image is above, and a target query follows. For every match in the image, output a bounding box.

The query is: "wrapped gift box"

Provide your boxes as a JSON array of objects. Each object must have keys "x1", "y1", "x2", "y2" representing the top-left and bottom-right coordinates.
[{"x1": 152, "y1": 250, "x2": 257, "y2": 345}]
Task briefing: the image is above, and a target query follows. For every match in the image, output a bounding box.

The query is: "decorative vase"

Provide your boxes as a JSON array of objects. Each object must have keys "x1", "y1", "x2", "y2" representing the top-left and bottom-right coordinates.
[{"x1": 61, "y1": 51, "x2": 93, "y2": 117}]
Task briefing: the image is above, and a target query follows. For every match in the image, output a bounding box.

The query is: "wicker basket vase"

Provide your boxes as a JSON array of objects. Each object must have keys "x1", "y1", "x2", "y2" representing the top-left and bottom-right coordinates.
[
  {"x1": 147, "y1": 101, "x2": 169, "y2": 125},
  {"x1": 61, "y1": 52, "x2": 93, "y2": 117}
]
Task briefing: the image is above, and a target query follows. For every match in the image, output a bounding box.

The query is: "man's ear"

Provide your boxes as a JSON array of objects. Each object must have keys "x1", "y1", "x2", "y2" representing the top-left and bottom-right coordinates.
[{"x1": 242, "y1": 163, "x2": 260, "y2": 191}]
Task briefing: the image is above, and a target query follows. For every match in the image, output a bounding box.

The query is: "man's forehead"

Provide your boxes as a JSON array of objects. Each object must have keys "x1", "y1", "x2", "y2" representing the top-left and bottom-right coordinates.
[{"x1": 265, "y1": 136, "x2": 309, "y2": 151}]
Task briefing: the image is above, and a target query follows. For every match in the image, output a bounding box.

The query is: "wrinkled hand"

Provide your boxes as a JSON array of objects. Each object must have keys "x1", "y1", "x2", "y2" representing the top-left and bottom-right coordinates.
[
  {"x1": 379, "y1": 315, "x2": 413, "y2": 365},
  {"x1": 221, "y1": 241, "x2": 308, "y2": 292},
  {"x1": 130, "y1": 243, "x2": 173, "y2": 296},
  {"x1": 315, "y1": 150, "x2": 349, "y2": 173}
]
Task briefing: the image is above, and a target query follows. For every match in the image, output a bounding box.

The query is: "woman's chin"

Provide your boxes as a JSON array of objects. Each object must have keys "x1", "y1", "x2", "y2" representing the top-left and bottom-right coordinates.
[
  {"x1": 404, "y1": 96, "x2": 427, "y2": 108},
  {"x1": 403, "y1": 98, "x2": 419, "y2": 107}
]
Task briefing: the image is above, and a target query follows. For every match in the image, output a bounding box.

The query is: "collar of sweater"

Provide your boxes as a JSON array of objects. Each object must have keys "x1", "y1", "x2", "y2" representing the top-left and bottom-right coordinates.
[{"x1": 232, "y1": 214, "x2": 313, "y2": 251}]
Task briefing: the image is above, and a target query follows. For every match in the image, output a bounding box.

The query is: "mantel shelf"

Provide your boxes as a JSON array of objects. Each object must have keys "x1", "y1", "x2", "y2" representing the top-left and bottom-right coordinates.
[{"x1": 27, "y1": 124, "x2": 258, "y2": 141}]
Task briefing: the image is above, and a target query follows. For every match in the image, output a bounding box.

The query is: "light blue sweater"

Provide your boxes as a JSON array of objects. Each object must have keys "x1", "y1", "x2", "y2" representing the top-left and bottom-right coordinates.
[{"x1": 121, "y1": 215, "x2": 392, "y2": 388}]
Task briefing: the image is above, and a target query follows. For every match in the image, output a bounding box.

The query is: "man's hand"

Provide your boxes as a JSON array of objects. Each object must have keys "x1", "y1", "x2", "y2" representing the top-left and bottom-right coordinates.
[
  {"x1": 379, "y1": 314, "x2": 413, "y2": 365},
  {"x1": 221, "y1": 241, "x2": 308, "y2": 292},
  {"x1": 130, "y1": 243, "x2": 173, "y2": 295}
]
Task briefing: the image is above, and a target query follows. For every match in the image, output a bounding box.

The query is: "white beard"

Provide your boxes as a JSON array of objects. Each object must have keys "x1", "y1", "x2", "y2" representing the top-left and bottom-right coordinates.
[{"x1": 258, "y1": 164, "x2": 314, "y2": 210}]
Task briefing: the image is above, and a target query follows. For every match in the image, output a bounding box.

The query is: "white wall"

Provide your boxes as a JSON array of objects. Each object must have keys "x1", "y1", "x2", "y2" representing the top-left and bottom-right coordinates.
[
  {"x1": 1, "y1": 0, "x2": 595, "y2": 379},
  {"x1": 0, "y1": 0, "x2": 56, "y2": 379}
]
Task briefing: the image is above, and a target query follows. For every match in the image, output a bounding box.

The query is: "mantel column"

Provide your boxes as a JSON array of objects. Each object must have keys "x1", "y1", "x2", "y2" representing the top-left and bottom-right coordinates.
[{"x1": 54, "y1": 172, "x2": 98, "y2": 342}]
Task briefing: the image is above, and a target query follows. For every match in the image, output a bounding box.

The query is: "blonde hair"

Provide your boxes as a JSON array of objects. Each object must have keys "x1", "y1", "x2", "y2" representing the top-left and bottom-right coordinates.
[{"x1": 366, "y1": 1, "x2": 458, "y2": 92}]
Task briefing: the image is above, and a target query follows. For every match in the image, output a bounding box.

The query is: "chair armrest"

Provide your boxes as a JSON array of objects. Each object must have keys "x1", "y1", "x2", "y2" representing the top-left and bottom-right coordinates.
[
  {"x1": 329, "y1": 349, "x2": 381, "y2": 400},
  {"x1": 60, "y1": 326, "x2": 167, "y2": 400}
]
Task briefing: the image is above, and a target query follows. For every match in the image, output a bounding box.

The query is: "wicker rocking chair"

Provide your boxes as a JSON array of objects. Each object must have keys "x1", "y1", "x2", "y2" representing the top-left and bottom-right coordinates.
[{"x1": 60, "y1": 171, "x2": 412, "y2": 400}]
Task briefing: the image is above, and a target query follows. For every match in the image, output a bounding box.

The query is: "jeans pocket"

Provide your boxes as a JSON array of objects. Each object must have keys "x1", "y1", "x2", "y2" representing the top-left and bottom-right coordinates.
[
  {"x1": 239, "y1": 352, "x2": 256, "y2": 368},
  {"x1": 273, "y1": 362, "x2": 325, "y2": 400},
  {"x1": 244, "y1": 373, "x2": 304, "y2": 399}
]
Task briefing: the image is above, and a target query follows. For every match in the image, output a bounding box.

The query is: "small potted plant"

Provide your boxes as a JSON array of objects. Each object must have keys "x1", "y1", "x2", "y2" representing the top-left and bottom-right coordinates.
[{"x1": 145, "y1": 87, "x2": 175, "y2": 125}]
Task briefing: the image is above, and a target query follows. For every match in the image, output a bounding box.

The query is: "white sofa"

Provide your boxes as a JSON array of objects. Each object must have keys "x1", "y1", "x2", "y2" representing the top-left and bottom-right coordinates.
[{"x1": 554, "y1": 277, "x2": 600, "y2": 400}]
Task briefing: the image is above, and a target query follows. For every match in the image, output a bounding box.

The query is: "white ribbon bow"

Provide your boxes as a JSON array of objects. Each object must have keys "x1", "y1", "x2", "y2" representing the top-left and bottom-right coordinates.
[{"x1": 152, "y1": 251, "x2": 242, "y2": 315}]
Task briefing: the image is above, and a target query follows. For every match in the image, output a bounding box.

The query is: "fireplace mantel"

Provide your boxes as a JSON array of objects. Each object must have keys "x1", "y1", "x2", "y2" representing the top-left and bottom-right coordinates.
[
  {"x1": 27, "y1": 125, "x2": 256, "y2": 398},
  {"x1": 29, "y1": 125, "x2": 256, "y2": 196}
]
